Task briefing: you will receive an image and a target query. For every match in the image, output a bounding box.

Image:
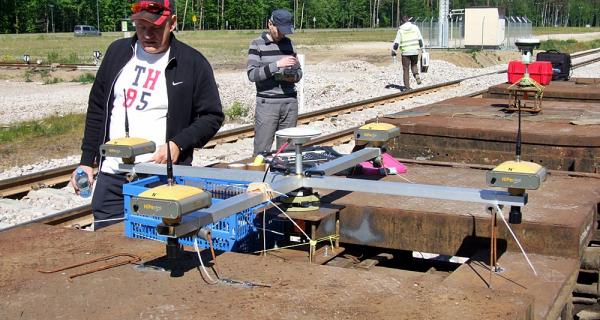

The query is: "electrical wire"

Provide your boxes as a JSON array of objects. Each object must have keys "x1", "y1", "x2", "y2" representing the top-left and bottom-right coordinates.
[
  {"x1": 194, "y1": 237, "x2": 219, "y2": 284},
  {"x1": 267, "y1": 200, "x2": 311, "y2": 241},
  {"x1": 262, "y1": 140, "x2": 290, "y2": 182},
  {"x1": 493, "y1": 204, "x2": 538, "y2": 276}
]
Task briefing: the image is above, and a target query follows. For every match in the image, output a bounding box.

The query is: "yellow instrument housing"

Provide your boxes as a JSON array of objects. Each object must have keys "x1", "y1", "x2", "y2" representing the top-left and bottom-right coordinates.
[
  {"x1": 131, "y1": 184, "x2": 212, "y2": 220},
  {"x1": 487, "y1": 160, "x2": 547, "y2": 190},
  {"x1": 354, "y1": 123, "x2": 400, "y2": 146},
  {"x1": 100, "y1": 137, "x2": 156, "y2": 160}
]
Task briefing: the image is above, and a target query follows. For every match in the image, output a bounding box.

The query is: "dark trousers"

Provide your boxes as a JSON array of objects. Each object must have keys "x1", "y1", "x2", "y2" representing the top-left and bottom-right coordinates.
[
  {"x1": 402, "y1": 55, "x2": 419, "y2": 88},
  {"x1": 91, "y1": 172, "x2": 129, "y2": 229}
]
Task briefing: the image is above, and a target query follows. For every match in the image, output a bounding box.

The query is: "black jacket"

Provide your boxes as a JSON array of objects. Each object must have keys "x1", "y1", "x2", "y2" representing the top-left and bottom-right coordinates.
[{"x1": 80, "y1": 34, "x2": 224, "y2": 167}]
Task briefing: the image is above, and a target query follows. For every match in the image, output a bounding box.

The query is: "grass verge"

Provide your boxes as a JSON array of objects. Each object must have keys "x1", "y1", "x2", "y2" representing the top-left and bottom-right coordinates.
[
  {"x1": 540, "y1": 39, "x2": 600, "y2": 53},
  {"x1": 0, "y1": 113, "x2": 85, "y2": 144},
  {"x1": 0, "y1": 29, "x2": 396, "y2": 69}
]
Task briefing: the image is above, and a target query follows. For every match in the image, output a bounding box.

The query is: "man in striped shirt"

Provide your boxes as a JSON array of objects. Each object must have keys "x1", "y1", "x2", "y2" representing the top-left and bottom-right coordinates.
[{"x1": 247, "y1": 9, "x2": 302, "y2": 156}]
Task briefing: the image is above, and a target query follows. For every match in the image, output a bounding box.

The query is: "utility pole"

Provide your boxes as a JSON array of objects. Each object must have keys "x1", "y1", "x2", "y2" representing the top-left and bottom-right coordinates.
[
  {"x1": 438, "y1": 0, "x2": 449, "y2": 47},
  {"x1": 96, "y1": 0, "x2": 100, "y2": 31},
  {"x1": 49, "y1": 5, "x2": 55, "y2": 33},
  {"x1": 396, "y1": 0, "x2": 399, "y2": 27}
]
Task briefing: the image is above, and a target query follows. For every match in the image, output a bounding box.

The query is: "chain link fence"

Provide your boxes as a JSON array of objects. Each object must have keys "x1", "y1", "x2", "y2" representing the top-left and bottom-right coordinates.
[{"x1": 413, "y1": 16, "x2": 532, "y2": 49}]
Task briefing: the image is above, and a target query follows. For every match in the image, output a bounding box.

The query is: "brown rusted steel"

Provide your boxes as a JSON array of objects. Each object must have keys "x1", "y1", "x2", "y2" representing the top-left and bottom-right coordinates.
[
  {"x1": 38, "y1": 253, "x2": 141, "y2": 279},
  {"x1": 320, "y1": 163, "x2": 599, "y2": 259},
  {"x1": 485, "y1": 81, "x2": 600, "y2": 102},
  {"x1": 381, "y1": 97, "x2": 600, "y2": 172}
]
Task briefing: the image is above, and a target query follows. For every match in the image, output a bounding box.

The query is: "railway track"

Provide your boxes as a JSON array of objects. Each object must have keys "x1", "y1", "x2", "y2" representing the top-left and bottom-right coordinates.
[
  {"x1": 0, "y1": 79, "x2": 461, "y2": 199},
  {"x1": 0, "y1": 61, "x2": 98, "y2": 71},
  {"x1": 3, "y1": 49, "x2": 600, "y2": 228}
]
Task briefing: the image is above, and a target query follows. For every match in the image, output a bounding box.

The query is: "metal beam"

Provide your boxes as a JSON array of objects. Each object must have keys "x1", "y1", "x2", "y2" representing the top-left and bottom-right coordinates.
[
  {"x1": 121, "y1": 157, "x2": 526, "y2": 239},
  {"x1": 302, "y1": 175, "x2": 526, "y2": 207},
  {"x1": 304, "y1": 148, "x2": 381, "y2": 176},
  {"x1": 118, "y1": 163, "x2": 286, "y2": 184},
  {"x1": 158, "y1": 176, "x2": 303, "y2": 238}
]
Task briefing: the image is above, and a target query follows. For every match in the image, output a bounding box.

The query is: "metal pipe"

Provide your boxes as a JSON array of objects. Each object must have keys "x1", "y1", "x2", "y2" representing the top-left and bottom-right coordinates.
[
  {"x1": 304, "y1": 148, "x2": 380, "y2": 176},
  {"x1": 295, "y1": 143, "x2": 303, "y2": 176},
  {"x1": 303, "y1": 175, "x2": 527, "y2": 207},
  {"x1": 158, "y1": 176, "x2": 303, "y2": 238}
]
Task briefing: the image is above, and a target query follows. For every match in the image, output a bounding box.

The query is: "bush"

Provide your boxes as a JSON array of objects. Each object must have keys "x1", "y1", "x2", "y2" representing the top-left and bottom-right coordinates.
[
  {"x1": 44, "y1": 77, "x2": 63, "y2": 84},
  {"x1": 224, "y1": 101, "x2": 249, "y2": 120},
  {"x1": 74, "y1": 73, "x2": 96, "y2": 83},
  {"x1": 46, "y1": 51, "x2": 60, "y2": 64},
  {"x1": 23, "y1": 70, "x2": 34, "y2": 82},
  {"x1": 66, "y1": 52, "x2": 81, "y2": 64}
]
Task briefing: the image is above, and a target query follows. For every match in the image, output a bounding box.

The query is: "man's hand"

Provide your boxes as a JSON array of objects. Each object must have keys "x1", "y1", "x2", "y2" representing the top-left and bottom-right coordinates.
[
  {"x1": 70, "y1": 165, "x2": 94, "y2": 195},
  {"x1": 276, "y1": 56, "x2": 298, "y2": 68},
  {"x1": 391, "y1": 50, "x2": 397, "y2": 57},
  {"x1": 152, "y1": 141, "x2": 181, "y2": 164}
]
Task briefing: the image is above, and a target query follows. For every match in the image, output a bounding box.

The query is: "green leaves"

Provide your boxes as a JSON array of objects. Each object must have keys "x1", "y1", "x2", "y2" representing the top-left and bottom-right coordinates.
[{"x1": 2, "y1": 0, "x2": 600, "y2": 33}]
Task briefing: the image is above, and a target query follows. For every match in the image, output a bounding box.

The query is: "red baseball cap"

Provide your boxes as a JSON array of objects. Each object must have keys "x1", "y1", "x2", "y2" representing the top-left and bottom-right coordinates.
[{"x1": 131, "y1": 0, "x2": 174, "y2": 26}]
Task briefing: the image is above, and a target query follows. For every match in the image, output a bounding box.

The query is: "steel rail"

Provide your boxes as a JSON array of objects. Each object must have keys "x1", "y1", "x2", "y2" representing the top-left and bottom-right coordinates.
[
  {"x1": 204, "y1": 80, "x2": 461, "y2": 147},
  {"x1": 0, "y1": 164, "x2": 78, "y2": 198},
  {"x1": 1, "y1": 204, "x2": 92, "y2": 232},
  {"x1": 0, "y1": 62, "x2": 98, "y2": 71}
]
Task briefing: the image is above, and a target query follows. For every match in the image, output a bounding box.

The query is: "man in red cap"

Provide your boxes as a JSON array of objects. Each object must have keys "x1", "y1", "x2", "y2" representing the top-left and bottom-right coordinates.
[
  {"x1": 71, "y1": 0, "x2": 224, "y2": 229},
  {"x1": 247, "y1": 9, "x2": 302, "y2": 156}
]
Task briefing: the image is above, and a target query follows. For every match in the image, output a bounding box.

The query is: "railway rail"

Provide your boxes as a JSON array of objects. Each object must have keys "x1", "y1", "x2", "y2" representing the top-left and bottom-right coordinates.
[
  {"x1": 3, "y1": 49, "x2": 600, "y2": 228},
  {"x1": 0, "y1": 79, "x2": 462, "y2": 199},
  {"x1": 0, "y1": 61, "x2": 98, "y2": 71}
]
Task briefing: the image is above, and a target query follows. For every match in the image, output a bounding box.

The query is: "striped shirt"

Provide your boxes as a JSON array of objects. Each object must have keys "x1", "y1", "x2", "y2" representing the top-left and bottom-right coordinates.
[{"x1": 247, "y1": 32, "x2": 302, "y2": 99}]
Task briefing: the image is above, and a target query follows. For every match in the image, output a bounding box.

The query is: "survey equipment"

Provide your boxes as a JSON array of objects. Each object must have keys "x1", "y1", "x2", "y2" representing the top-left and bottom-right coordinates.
[
  {"x1": 99, "y1": 91, "x2": 156, "y2": 163},
  {"x1": 489, "y1": 68, "x2": 547, "y2": 224},
  {"x1": 129, "y1": 139, "x2": 212, "y2": 269},
  {"x1": 507, "y1": 38, "x2": 544, "y2": 113},
  {"x1": 130, "y1": 140, "x2": 211, "y2": 224},
  {"x1": 100, "y1": 137, "x2": 156, "y2": 163},
  {"x1": 354, "y1": 122, "x2": 400, "y2": 148},
  {"x1": 119, "y1": 124, "x2": 536, "y2": 275},
  {"x1": 353, "y1": 122, "x2": 405, "y2": 174}
]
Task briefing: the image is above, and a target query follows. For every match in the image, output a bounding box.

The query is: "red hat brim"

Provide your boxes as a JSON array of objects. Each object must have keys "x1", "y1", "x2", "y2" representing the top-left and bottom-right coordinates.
[{"x1": 131, "y1": 10, "x2": 170, "y2": 26}]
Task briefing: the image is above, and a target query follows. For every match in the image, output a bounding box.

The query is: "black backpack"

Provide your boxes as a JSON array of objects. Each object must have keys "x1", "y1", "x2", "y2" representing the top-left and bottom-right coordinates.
[{"x1": 536, "y1": 50, "x2": 571, "y2": 81}]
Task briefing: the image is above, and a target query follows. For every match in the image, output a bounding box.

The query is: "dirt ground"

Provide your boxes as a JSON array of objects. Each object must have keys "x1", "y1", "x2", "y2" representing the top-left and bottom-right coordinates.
[
  {"x1": 0, "y1": 223, "x2": 534, "y2": 320},
  {"x1": 301, "y1": 41, "x2": 520, "y2": 68}
]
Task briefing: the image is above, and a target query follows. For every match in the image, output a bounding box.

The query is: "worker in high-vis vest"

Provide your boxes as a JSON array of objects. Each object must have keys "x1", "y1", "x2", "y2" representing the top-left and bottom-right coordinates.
[{"x1": 392, "y1": 15, "x2": 424, "y2": 90}]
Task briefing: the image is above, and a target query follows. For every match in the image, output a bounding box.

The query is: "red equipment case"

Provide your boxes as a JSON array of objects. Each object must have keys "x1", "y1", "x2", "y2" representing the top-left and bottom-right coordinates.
[{"x1": 507, "y1": 61, "x2": 553, "y2": 85}]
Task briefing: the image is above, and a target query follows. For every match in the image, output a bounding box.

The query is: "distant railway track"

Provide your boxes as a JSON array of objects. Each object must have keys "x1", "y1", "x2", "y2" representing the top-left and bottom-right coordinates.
[
  {"x1": 2, "y1": 49, "x2": 600, "y2": 228},
  {"x1": 0, "y1": 61, "x2": 98, "y2": 71}
]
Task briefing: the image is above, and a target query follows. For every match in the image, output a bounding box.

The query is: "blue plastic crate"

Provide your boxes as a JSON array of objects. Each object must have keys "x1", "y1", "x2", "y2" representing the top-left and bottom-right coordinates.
[{"x1": 123, "y1": 175, "x2": 265, "y2": 252}]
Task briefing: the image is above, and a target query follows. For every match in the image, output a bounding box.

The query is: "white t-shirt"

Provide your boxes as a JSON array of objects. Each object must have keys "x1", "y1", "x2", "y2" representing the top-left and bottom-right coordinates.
[{"x1": 101, "y1": 42, "x2": 171, "y2": 174}]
